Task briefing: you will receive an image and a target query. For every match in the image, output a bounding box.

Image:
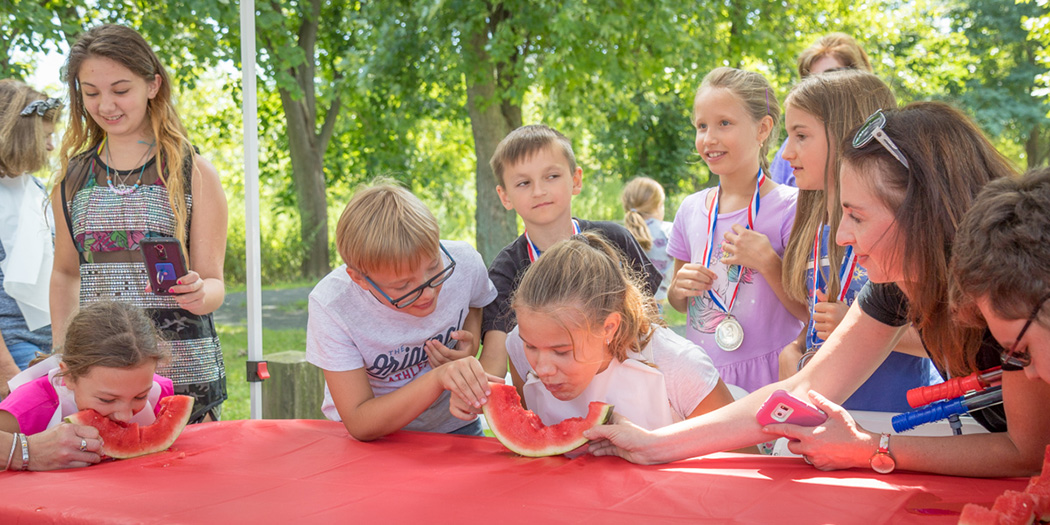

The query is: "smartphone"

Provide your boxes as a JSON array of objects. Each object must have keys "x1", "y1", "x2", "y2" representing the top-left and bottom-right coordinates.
[
  {"x1": 756, "y1": 390, "x2": 828, "y2": 426},
  {"x1": 140, "y1": 237, "x2": 188, "y2": 296}
]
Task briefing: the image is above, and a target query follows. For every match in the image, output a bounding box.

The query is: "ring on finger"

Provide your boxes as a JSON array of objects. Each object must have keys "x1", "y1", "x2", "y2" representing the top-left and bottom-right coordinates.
[{"x1": 79, "y1": 438, "x2": 87, "y2": 452}]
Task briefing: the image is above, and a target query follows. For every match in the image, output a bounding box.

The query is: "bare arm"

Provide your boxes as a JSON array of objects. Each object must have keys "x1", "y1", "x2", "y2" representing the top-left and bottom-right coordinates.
[
  {"x1": 169, "y1": 155, "x2": 227, "y2": 315},
  {"x1": 49, "y1": 189, "x2": 81, "y2": 345},
  {"x1": 479, "y1": 330, "x2": 508, "y2": 377},
  {"x1": 323, "y1": 357, "x2": 492, "y2": 442},
  {"x1": 0, "y1": 334, "x2": 20, "y2": 397}
]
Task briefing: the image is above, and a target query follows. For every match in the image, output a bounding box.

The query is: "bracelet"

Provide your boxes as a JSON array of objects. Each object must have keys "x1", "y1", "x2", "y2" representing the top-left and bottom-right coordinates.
[
  {"x1": 3, "y1": 433, "x2": 17, "y2": 471},
  {"x1": 797, "y1": 349, "x2": 819, "y2": 372},
  {"x1": 18, "y1": 432, "x2": 28, "y2": 471}
]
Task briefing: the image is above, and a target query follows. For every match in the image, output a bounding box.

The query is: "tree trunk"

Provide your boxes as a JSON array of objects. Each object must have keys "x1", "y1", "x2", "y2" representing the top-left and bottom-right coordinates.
[
  {"x1": 464, "y1": 30, "x2": 519, "y2": 265},
  {"x1": 280, "y1": 88, "x2": 331, "y2": 279}
]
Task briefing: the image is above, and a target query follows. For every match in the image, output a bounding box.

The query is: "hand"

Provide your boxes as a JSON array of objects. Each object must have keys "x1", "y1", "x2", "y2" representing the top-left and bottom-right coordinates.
[
  {"x1": 669, "y1": 263, "x2": 717, "y2": 303},
  {"x1": 721, "y1": 224, "x2": 776, "y2": 274},
  {"x1": 436, "y1": 356, "x2": 493, "y2": 412},
  {"x1": 424, "y1": 331, "x2": 475, "y2": 368},
  {"x1": 761, "y1": 390, "x2": 877, "y2": 471},
  {"x1": 813, "y1": 290, "x2": 850, "y2": 340},
  {"x1": 448, "y1": 377, "x2": 505, "y2": 420},
  {"x1": 144, "y1": 270, "x2": 208, "y2": 312},
  {"x1": 24, "y1": 423, "x2": 104, "y2": 470},
  {"x1": 583, "y1": 413, "x2": 665, "y2": 464}
]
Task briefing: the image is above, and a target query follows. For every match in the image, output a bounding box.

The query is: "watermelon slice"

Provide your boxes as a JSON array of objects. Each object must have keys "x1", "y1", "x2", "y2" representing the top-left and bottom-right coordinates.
[
  {"x1": 65, "y1": 395, "x2": 194, "y2": 459},
  {"x1": 481, "y1": 383, "x2": 613, "y2": 457},
  {"x1": 958, "y1": 503, "x2": 1001, "y2": 525},
  {"x1": 990, "y1": 490, "x2": 1036, "y2": 525}
]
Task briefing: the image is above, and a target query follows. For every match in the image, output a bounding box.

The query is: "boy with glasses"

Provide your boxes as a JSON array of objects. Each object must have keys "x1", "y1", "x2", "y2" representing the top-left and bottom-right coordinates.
[
  {"x1": 306, "y1": 182, "x2": 498, "y2": 440},
  {"x1": 952, "y1": 167, "x2": 1050, "y2": 385}
]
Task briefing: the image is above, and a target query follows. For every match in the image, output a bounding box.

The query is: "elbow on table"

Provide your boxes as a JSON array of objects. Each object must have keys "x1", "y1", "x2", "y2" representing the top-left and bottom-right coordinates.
[{"x1": 342, "y1": 421, "x2": 388, "y2": 442}]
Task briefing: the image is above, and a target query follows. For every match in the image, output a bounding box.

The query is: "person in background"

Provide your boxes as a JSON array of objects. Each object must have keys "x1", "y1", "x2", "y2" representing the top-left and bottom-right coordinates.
[
  {"x1": 768, "y1": 32, "x2": 874, "y2": 187},
  {"x1": 0, "y1": 79, "x2": 61, "y2": 397},
  {"x1": 622, "y1": 177, "x2": 674, "y2": 311}
]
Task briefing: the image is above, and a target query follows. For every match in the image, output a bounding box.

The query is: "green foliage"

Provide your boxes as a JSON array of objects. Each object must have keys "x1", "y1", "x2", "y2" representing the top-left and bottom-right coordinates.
[{"x1": 216, "y1": 324, "x2": 308, "y2": 421}]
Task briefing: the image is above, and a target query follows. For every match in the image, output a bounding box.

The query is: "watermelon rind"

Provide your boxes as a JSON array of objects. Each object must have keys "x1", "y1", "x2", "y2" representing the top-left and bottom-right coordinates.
[
  {"x1": 482, "y1": 383, "x2": 614, "y2": 458},
  {"x1": 65, "y1": 394, "x2": 194, "y2": 459}
]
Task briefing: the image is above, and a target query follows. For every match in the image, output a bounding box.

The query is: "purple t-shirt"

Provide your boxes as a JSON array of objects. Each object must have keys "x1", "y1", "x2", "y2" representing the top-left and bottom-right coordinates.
[
  {"x1": 666, "y1": 183, "x2": 803, "y2": 392},
  {"x1": 0, "y1": 372, "x2": 175, "y2": 435}
]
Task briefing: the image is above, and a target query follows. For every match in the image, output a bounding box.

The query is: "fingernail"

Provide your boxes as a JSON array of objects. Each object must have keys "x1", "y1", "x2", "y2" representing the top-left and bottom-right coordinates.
[
  {"x1": 177, "y1": 280, "x2": 182, "y2": 285},
  {"x1": 168, "y1": 288, "x2": 174, "y2": 293}
]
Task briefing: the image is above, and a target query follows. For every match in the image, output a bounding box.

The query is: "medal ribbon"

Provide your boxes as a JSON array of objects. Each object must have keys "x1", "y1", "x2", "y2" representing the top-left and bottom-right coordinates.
[
  {"x1": 808, "y1": 225, "x2": 858, "y2": 346},
  {"x1": 700, "y1": 170, "x2": 764, "y2": 314},
  {"x1": 525, "y1": 219, "x2": 581, "y2": 262}
]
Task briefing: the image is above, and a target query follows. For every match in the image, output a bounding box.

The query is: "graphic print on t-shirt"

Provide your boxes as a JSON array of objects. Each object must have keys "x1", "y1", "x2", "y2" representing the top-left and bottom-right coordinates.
[
  {"x1": 688, "y1": 244, "x2": 755, "y2": 334},
  {"x1": 365, "y1": 308, "x2": 465, "y2": 383}
]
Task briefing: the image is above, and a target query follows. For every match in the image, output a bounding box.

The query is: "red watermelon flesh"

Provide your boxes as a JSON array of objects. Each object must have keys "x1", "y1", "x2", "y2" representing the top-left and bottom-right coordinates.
[
  {"x1": 957, "y1": 503, "x2": 1002, "y2": 525},
  {"x1": 481, "y1": 383, "x2": 613, "y2": 457},
  {"x1": 990, "y1": 490, "x2": 1036, "y2": 525},
  {"x1": 1025, "y1": 477, "x2": 1050, "y2": 522},
  {"x1": 65, "y1": 395, "x2": 193, "y2": 459}
]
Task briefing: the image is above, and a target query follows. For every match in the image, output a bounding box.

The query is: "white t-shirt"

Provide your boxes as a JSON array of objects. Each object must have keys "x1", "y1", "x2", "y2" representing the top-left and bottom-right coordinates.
[
  {"x1": 306, "y1": 240, "x2": 497, "y2": 433},
  {"x1": 506, "y1": 324, "x2": 721, "y2": 423}
]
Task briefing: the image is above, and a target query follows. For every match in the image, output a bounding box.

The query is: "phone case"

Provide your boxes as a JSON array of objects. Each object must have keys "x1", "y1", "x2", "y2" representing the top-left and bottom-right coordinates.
[
  {"x1": 756, "y1": 389, "x2": 828, "y2": 426},
  {"x1": 140, "y1": 237, "x2": 188, "y2": 296}
]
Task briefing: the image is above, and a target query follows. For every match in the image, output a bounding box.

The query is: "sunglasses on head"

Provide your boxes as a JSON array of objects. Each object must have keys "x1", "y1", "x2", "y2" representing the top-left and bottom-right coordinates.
[{"x1": 852, "y1": 109, "x2": 910, "y2": 169}]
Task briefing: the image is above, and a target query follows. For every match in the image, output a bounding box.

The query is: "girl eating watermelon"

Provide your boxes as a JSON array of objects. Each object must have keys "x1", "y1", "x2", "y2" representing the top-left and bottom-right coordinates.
[
  {"x1": 0, "y1": 301, "x2": 174, "y2": 446},
  {"x1": 454, "y1": 232, "x2": 739, "y2": 437}
]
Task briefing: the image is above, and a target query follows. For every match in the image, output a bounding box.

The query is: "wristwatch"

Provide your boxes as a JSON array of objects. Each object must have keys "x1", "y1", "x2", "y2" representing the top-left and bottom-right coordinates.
[{"x1": 869, "y1": 433, "x2": 896, "y2": 474}]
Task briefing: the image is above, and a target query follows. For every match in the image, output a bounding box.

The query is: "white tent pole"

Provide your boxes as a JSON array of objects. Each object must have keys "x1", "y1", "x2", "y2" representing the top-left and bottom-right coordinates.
[{"x1": 239, "y1": 0, "x2": 264, "y2": 419}]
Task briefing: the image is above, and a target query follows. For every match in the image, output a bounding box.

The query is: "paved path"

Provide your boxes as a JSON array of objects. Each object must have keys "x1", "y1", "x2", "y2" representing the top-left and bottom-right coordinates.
[{"x1": 213, "y1": 286, "x2": 313, "y2": 331}]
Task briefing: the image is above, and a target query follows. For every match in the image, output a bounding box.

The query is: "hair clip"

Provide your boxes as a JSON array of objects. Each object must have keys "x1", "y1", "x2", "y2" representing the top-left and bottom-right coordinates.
[{"x1": 20, "y1": 97, "x2": 63, "y2": 117}]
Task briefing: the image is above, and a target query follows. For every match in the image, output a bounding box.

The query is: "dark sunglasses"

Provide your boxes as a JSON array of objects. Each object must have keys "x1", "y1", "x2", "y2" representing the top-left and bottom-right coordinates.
[
  {"x1": 1001, "y1": 291, "x2": 1050, "y2": 369},
  {"x1": 358, "y1": 244, "x2": 455, "y2": 309},
  {"x1": 852, "y1": 109, "x2": 910, "y2": 169}
]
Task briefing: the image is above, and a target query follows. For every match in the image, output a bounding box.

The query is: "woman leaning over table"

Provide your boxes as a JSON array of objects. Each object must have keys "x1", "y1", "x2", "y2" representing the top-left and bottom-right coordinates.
[{"x1": 585, "y1": 101, "x2": 1050, "y2": 478}]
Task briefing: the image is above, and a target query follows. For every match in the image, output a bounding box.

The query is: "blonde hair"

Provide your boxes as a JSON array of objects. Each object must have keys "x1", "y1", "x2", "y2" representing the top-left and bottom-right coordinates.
[
  {"x1": 55, "y1": 24, "x2": 195, "y2": 245},
  {"x1": 797, "y1": 33, "x2": 873, "y2": 78},
  {"x1": 695, "y1": 67, "x2": 781, "y2": 174},
  {"x1": 489, "y1": 124, "x2": 577, "y2": 187},
  {"x1": 512, "y1": 231, "x2": 662, "y2": 364},
  {"x1": 336, "y1": 180, "x2": 440, "y2": 275},
  {"x1": 0, "y1": 79, "x2": 62, "y2": 178},
  {"x1": 620, "y1": 177, "x2": 665, "y2": 251},
  {"x1": 781, "y1": 70, "x2": 897, "y2": 304},
  {"x1": 59, "y1": 301, "x2": 168, "y2": 381}
]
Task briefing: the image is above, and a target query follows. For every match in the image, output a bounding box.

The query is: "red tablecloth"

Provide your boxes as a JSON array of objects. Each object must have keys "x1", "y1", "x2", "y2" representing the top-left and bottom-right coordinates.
[{"x1": 0, "y1": 419, "x2": 1026, "y2": 524}]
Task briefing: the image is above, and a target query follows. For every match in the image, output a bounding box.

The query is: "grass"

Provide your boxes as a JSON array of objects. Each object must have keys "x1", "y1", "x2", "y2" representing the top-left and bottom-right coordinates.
[{"x1": 216, "y1": 324, "x2": 308, "y2": 421}]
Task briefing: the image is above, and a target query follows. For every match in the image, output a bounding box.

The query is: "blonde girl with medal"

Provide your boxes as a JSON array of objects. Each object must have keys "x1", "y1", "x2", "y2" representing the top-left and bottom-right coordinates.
[
  {"x1": 776, "y1": 70, "x2": 940, "y2": 412},
  {"x1": 454, "y1": 232, "x2": 738, "y2": 441},
  {"x1": 50, "y1": 25, "x2": 228, "y2": 423},
  {"x1": 666, "y1": 67, "x2": 806, "y2": 393}
]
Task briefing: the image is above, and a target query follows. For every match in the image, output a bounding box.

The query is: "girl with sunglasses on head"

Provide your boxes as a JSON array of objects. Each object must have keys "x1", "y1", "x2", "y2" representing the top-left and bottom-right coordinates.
[
  {"x1": 585, "y1": 101, "x2": 1050, "y2": 478},
  {"x1": 0, "y1": 80, "x2": 62, "y2": 397},
  {"x1": 50, "y1": 24, "x2": 228, "y2": 423}
]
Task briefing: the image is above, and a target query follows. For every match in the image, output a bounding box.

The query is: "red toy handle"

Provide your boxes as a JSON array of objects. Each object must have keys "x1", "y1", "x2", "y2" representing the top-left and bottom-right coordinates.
[{"x1": 906, "y1": 367, "x2": 1002, "y2": 408}]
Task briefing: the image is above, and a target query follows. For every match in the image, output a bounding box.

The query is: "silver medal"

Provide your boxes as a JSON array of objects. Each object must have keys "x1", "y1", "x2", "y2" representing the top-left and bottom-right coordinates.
[{"x1": 715, "y1": 316, "x2": 744, "y2": 351}]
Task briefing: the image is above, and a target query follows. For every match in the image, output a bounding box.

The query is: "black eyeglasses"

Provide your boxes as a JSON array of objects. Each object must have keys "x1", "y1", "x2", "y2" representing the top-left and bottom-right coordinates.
[
  {"x1": 359, "y1": 244, "x2": 456, "y2": 309},
  {"x1": 1001, "y1": 292, "x2": 1050, "y2": 369},
  {"x1": 852, "y1": 109, "x2": 910, "y2": 169}
]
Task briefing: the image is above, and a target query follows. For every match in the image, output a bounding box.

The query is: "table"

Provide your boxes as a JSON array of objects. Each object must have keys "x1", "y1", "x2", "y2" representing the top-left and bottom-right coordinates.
[{"x1": 0, "y1": 420, "x2": 1026, "y2": 524}]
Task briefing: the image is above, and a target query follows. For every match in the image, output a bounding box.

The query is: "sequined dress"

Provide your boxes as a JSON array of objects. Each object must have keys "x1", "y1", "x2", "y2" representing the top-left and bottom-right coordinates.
[{"x1": 60, "y1": 148, "x2": 226, "y2": 422}]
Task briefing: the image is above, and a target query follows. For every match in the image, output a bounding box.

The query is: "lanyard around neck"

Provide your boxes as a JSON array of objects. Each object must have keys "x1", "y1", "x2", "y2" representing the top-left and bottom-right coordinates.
[
  {"x1": 701, "y1": 170, "x2": 764, "y2": 314},
  {"x1": 524, "y1": 219, "x2": 581, "y2": 262}
]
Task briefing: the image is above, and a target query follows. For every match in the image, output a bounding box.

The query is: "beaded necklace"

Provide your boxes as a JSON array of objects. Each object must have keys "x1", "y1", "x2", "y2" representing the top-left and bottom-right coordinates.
[{"x1": 100, "y1": 135, "x2": 155, "y2": 196}]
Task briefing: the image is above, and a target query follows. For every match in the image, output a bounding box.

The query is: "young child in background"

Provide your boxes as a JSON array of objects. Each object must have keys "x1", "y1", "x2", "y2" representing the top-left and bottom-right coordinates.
[
  {"x1": 777, "y1": 70, "x2": 940, "y2": 412},
  {"x1": 667, "y1": 67, "x2": 805, "y2": 393},
  {"x1": 51, "y1": 24, "x2": 228, "y2": 423},
  {"x1": 480, "y1": 125, "x2": 662, "y2": 386},
  {"x1": 622, "y1": 177, "x2": 674, "y2": 311},
  {"x1": 306, "y1": 181, "x2": 498, "y2": 441},
  {"x1": 458, "y1": 232, "x2": 735, "y2": 434},
  {"x1": 0, "y1": 301, "x2": 174, "y2": 436},
  {"x1": 0, "y1": 79, "x2": 61, "y2": 395}
]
